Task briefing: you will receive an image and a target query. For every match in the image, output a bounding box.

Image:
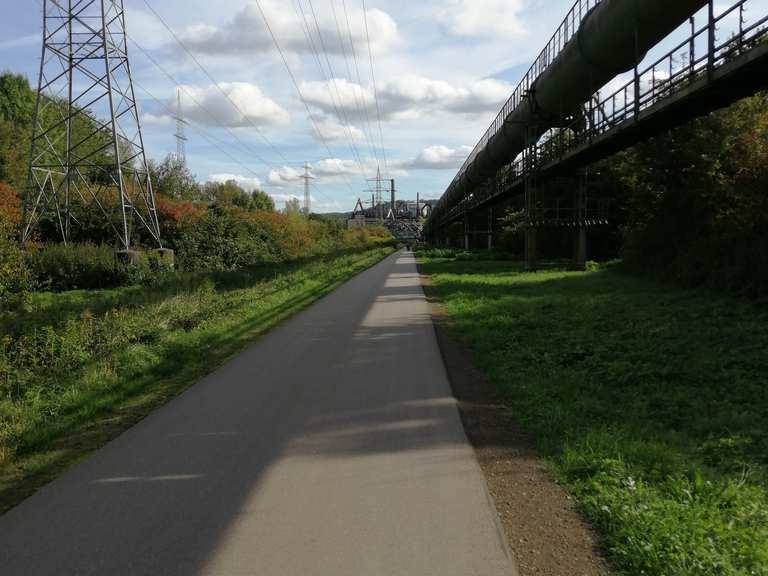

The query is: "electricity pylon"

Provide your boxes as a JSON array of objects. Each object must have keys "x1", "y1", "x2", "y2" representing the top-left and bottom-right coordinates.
[
  {"x1": 174, "y1": 87, "x2": 187, "y2": 165},
  {"x1": 23, "y1": 0, "x2": 162, "y2": 250},
  {"x1": 300, "y1": 162, "x2": 314, "y2": 215}
]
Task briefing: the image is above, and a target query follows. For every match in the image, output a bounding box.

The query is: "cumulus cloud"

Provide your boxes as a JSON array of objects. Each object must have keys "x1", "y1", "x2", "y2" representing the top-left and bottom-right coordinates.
[
  {"x1": 310, "y1": 114, "x2": 365, "y2": 143},
  {"x1": 207, "y1": 173, "x2": 263, "y2": 191},
  {"x1": 401, "y1": 145, "x2": 473, "y2": 170},
  {"x1": 180, "y1": 1, "x2": 398, "y2": 57},
  {"x1": 141, "y1": 112, "x2": 174, "y2": 127},
  {"x1": 267, "y1": 165, "x2": 305, "y2": 187},
  {"x1": 437, "y1": 0, "x2": 528, "y2": 38},
  {"x1": 181, "y1": 82, "x2": 289, "y2": 128},
  {"x1": 301, "y1": 76, "x2": 512, "y2": 123}
]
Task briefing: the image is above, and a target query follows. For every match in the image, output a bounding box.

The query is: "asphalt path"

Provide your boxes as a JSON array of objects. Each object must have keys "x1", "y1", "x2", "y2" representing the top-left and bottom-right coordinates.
[{"x1": 0, "y1": 251, "x2": 516, "y2": 576}]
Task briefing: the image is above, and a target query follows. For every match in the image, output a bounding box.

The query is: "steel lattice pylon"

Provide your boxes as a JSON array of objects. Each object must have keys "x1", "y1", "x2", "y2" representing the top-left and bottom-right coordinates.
[{"x1": 24, "y1": 0, "x2": 162, "y2": 250}]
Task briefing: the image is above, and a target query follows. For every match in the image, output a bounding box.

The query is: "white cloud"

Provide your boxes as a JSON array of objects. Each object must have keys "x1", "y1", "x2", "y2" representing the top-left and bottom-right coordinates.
[
  {"x1": 301, "y1": 76, "x2": 512, "y2": 122},
  {"x1": 181, "y1": 82, "x2": 289, "y2": 128},
  {"x1": 311, "y1": 114, "x2": 365, "y2": 143},
  {"x1": 401, "y1": 145, "x2": 473, "y2": 170},
  {"x1": 313, "y1": 158, "x2": 364, "y2": 177},
  {"x1": 437, "y1": 0, "x2": 527, "y2": 38},
  {"x1": 207, "y1": 173, "x2": 263, "y2": 191},
  {"x1": 180, "y1": 1, "x2": 398, "y2": 57},
  {"x1": 267, "y1": 165, "x2": 305, "y2": 187},
  {"x1": 141, "y1": 113, "x2": 174, "y2": 127}
]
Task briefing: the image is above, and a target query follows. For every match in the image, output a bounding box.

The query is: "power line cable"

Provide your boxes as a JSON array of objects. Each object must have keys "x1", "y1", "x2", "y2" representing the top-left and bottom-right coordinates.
[
  {"x1": 304, "y1": 0, "x2": 367, "y2": 172},
  {"x1": 340, "y1": 0, "x2": 381, "y2": 166},
  {"x1": 361, "y1": 0, "x2": 389, "y2": 179},
  {"x1": 140, "y1": 0, "x2": 296, "y2": 169},
  {"x1": 293, "y1": 0, "x2": 366, "y2": 173},
  {"x1": 328, "y1": 0, "x2": 380, "y2": 166},
  {"x1": 251, "y1": 0, "x2": 362, "y2": 197}
]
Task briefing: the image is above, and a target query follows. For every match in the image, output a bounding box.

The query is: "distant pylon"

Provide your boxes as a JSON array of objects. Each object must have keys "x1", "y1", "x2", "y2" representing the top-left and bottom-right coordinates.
[
  {"x1": 23, "y1": 0, "x2": 162, "y2": 250},
  {"x1": 300, "y1": 162, "x2": 315, "y2": 215},
  {"x1": 174, "y1": 87, "x2": 188, "y2": 164}
]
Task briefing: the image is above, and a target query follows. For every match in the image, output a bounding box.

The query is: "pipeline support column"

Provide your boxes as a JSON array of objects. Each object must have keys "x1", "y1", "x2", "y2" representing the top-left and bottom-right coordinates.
[
  {"x1": 487, "y1": 207, "x2": 494, "y2": 251},
  {"x1": 464, "y1": 214, "x2": 470, "y2": 251},
  {"x1": 573, "y1": 177, "x2": 588, "y2": 270}
]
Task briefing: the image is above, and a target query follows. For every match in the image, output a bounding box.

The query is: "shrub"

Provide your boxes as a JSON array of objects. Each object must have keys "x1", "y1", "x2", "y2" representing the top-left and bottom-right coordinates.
[
  {"x1": 174, "y1": 205, "x2": 280, "y2": 271},
  {"x1": 24, "y1": 243, "x2": 131, "y2": 291},
  {"x1": 0, "y1": 182, "x2": 30, "y2": 307},
  {"x1": 616, "y1": 93, "x2": 768, "y2": 295}
]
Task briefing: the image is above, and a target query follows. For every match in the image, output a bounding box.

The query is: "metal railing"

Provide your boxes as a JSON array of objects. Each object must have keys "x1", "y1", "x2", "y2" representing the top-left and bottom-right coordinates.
[
  {"x1": 436, "y1": 0, "x2": 767, "y2": 228},
  {"x1": 450, "y1": 0, "x2": 601, "y2": 187}
]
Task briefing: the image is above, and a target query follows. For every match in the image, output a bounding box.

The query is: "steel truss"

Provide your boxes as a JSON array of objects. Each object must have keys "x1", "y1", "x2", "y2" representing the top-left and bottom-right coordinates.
[{"x1": 24, "y1": 0, "x2": 162, "y2": 250}]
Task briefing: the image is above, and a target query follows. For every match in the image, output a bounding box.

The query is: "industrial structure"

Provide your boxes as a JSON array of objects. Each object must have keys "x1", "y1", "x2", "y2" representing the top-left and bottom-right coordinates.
[
  {"x1": 23, "y1": 0, "x2": 164, "y2": 253},
  {"x1": 348, "y1": 172, "x2": 434, "y2": 242},
  {"x1": 425, "y1": 0, "x2": 768, "y2": 268}
]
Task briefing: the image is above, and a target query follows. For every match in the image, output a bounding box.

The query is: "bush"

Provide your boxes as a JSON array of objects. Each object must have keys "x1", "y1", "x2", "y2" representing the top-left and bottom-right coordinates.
[
  {"x1": 0, "y1": 182, "x2": 30, "y2": 307},
  {"x1": 174, "y1": 205, "x2": 280, "y2": 271},
  {"x1": 615, "y1": 93, "x2": 768, "y2": 295},
  {"x1": 24, "y1": 243, "x2": 131, "y2": 291}
]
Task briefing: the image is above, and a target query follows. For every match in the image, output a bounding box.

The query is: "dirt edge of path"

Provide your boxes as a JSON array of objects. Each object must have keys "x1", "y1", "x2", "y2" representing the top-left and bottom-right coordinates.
[{"x1": 419, "y1": 268, "x2": 611, "y2": 576}]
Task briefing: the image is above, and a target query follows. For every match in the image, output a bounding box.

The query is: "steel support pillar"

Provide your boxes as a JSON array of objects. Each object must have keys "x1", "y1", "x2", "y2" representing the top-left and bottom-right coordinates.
[
  {"x1": 524, "y1": 159, "x2": 538, "y2": 271},
  {"x1": 572, "y1": 175, "x2": 588, "y2": 270},
  {"x1": 464, "y1": 214, "x2": 470, "y2": 251},
  {"x1": 487, "y1": 207, "x2": 493, "y2": 250},
  {"x1": 525, "y1": 228, "x2": 537, "y2": 271}
]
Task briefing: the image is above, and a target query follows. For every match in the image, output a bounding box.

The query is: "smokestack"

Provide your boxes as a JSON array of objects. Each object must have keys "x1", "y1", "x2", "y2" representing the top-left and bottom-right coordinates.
[{"x1": 416, "y1": 193, "x2": 420, "y2": 219}]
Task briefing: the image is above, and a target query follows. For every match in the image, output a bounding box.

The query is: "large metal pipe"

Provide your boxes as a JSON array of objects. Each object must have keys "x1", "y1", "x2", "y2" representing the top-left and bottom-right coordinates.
[{"x1": 434, "y1": 0, "x2": 708, "y2": 226}]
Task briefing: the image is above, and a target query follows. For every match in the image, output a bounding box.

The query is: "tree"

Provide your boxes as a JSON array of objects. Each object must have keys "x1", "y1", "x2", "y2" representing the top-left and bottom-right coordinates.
[
  {"x1": 605, "y1": 92, "x2": 768, "y2": 293},
  {"x1": 148, "y1": 155, "x2": 200, "y2": 201},
  {"x1": 0, "y1": 181, "x2": 30, "y2": 306},
  {"x1": 203, "y1": 180, "x2": 275, "y2": 212},
  {"x1": 0, "y1": 73, "x2": 35, "y2": 189},
  {"x1": 251, "y1": 189, "x2": 275, "y2": 212},
  {"x1": 284, "y1": 197, "x2": 302, "y2": 215}
]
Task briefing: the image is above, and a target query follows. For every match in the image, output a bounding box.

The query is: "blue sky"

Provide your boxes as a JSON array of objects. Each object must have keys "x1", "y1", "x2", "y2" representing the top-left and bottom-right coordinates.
[{"x1": 1, "y1": 0, "x2": 763, "y2": 212}]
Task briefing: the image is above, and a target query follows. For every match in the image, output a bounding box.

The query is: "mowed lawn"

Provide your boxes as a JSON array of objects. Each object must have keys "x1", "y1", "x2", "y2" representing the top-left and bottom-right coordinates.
[
  {"x1": 0, "y1": 246, "x2": 394, "y2": 514},
  {"x1": 419, "y1": 253, "x2": 768, "y2": 576}
]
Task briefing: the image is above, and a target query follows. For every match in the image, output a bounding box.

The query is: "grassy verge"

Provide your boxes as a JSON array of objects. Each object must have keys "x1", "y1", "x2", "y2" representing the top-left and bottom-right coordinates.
[
  {"x1": 0, "y1": 245, "x2": 395, "y2": 513},
  {"x1": 418, "y1": 252, "x2": 768, "y2": 576}
]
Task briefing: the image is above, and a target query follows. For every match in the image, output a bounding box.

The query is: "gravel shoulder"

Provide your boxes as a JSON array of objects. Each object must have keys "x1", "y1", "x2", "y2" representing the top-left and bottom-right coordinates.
[{"x1": 420, "y1": 270, "x2": 611, "y2": 576}]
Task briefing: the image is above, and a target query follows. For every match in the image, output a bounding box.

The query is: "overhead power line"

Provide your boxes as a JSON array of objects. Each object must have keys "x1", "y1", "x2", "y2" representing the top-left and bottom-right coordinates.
[
  {"x1": 329, "y1": 0, "x2": 381, "y2": 166},
  {"x1": 293, "y1": 0, "x2": 368, "y2": 174},
  {"x1": 251, "y1": 0, "x2": 362, "y2": 196},
  {"x1": 128, "y1": 37, "x2": 279, "y2": 173},
  {"x1": 340, "y1": 0, "x2": 381, "y2": 166},
  {"x1": 140, "y1": 0, "x2": 294, "y2": 168},
  {"x1": 361, "y1": 0, "x2": 389, "y2": 179},
  {"x1": 134, "y1": 79, "x2": 339, "y2": 209},
  {"x1": 305, "y1": 0, "x2": 367, "y2": 172}
]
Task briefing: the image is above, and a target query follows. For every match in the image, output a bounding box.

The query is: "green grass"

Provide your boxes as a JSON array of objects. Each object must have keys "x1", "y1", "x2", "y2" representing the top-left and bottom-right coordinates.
[
  {"x1": 0, "y1": 246, "x2": 394, "y2": 513},
  {"x1": 419, "y1": 254, "x2": 768, "y2": 576}
]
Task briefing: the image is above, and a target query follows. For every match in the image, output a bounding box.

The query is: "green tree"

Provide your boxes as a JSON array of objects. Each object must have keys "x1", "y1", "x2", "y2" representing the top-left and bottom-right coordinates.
[
  {"x1": 608, "y1": 92, "x2": 768, "y2": 293},
  {"x1": 203, "y1": 180, "x2": 275, "y2": 212},
  {"x1": 149, "y1": 155, "x2": 200, "y2": 200}
]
